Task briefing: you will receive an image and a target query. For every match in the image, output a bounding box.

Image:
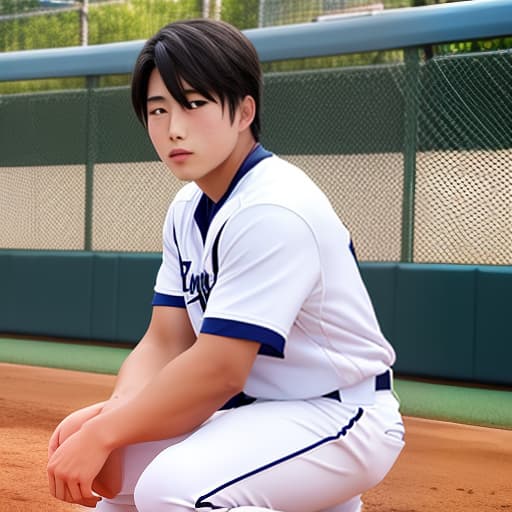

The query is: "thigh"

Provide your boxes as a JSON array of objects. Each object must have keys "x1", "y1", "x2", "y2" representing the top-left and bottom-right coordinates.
[
  {"x1": 134, "y1": 394, "x2": 404, "y2": 512},
  {"x1": 105, "y1": 423, "x2": 212, "y2": 497},
  {"x1": 95, "y1": 415, "x2": 226, "y2": 511}
]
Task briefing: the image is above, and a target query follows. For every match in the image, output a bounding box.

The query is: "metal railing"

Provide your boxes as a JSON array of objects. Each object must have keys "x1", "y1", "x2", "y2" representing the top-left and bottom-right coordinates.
[{"x1": 1, "y1": 0, "x2": 510, "y2": 81}]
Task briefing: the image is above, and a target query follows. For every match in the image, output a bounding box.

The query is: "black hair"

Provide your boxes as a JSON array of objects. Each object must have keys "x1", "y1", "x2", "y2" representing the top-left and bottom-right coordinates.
[{"x1": 131, "y1": 19, "x2": 262, "y2": 140}]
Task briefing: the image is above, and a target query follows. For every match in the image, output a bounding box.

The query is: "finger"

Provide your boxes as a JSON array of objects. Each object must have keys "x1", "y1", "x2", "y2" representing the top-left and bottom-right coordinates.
[
  {"x1": 66, "y1": 481, "x2": 83, "y2": 503},
  {"x1": 63, "y1": 487, "x2": 74, "y2": 503},
  {"x1": 54, "y1": 476, "x2": 68, "y2": 502},
  {"x1": 62, "y1": 486, "x2": 100, "y2": 507},
  {"x1": 78, "y1": 479, "x2": 96, "y2": 501},
  {"x1": 48, "y1": 428, "x2": 60, "y2": 458},
  {"x1": 47, "y1": 469, "x2": 56, "y2": 498},
  {"x1": 77, "y1": 495, "x2": 102, "y2": 508}
]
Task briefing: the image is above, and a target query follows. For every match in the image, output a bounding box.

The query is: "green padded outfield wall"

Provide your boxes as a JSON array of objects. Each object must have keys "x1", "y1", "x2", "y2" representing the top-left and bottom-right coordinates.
[
  {"x1": 1, "y1": 251, "x2": 511, "y2": 387},
  {"x1": 0, "y1": 251, "x2": 160, "y2": 343}
]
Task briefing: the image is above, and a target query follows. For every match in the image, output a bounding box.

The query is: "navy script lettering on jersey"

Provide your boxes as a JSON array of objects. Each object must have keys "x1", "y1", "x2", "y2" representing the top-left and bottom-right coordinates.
[
  {"x1": 180, "y1": 261, "x2": 216, "y2": 311},
  {"x1": 175, "y1": 222, "x2": 225, "y2": 312}
]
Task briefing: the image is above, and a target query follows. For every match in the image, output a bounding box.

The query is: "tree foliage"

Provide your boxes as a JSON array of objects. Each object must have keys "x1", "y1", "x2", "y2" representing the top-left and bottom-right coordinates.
[{"x1": 0, "y1": 0, "x2": 38, "y2": 15}]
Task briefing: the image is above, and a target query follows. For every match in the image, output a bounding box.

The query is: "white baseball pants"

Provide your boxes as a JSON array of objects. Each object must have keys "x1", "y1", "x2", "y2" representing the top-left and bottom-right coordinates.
[{"x1": 94, "y1": 390, "x2": 404, "y2": 512}]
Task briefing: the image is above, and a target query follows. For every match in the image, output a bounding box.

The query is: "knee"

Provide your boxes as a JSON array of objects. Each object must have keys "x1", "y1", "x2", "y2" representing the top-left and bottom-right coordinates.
[{"x1": 133, "y1": 459, "x2": 196, "y2": 512}]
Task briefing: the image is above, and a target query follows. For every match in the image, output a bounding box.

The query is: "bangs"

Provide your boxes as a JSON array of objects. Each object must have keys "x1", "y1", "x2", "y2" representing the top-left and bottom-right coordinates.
[{"x1": 154, "y1": 39, "x2": 217, "y2": 109}]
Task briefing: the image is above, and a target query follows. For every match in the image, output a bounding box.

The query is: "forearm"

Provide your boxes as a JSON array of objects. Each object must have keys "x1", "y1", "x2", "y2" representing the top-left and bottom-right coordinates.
[
  {"x1": 85, "y1": 337, "x2": 259, "y2": 450},
  {"x1": 106, "y1": 307, "x2": 196, "y2": 405},
  {"x1": 108, "y1": 338, "x2": 173, "y2": 401}
]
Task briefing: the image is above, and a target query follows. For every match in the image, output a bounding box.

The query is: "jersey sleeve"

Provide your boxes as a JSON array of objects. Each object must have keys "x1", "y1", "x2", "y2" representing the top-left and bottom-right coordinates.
[
  {"x1": 153, "y1": 204, "x2": 186, "y2": 308},
  {"x1": 201, "y1": 204, "x2": 320, "y2": 357}
]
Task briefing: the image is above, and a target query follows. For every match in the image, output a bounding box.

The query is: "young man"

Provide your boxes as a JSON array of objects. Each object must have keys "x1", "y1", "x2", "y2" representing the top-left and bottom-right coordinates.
[{"x1": 47, "y1": 19, "x2": 404, "y2": 512}]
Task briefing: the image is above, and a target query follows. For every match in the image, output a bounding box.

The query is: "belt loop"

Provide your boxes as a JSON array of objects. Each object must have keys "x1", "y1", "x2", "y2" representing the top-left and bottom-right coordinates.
[
  {"x1": 376, "y1": 369, "x2": 392, "y2": 390},
  {"x1": 328, "y1": 369, "x2": 392, "y2": 404}
]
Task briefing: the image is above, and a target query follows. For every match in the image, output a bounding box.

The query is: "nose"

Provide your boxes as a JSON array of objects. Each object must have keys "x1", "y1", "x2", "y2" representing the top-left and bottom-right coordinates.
[{"x1": 168, "y1": 110, "x2": 186, "y2": 141}]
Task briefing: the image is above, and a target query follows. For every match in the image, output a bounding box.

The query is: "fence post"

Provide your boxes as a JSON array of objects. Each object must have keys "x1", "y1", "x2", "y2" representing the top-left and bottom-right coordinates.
[
  {"x1": 84, "y1": 75, "x2": 99, "y2": 251},
  {"x1": 401, "y1": 46, "x2": 420, "y2": 263}
]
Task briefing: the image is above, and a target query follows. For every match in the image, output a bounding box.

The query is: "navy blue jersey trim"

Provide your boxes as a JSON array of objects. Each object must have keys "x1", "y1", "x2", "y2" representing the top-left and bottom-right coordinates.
[
  {"x1": 195, "y1": 407, "x2": 364, "y2": 509},
  {"x1": 220, "y1": 392, "x2": 257, "y2": 410},
  {"x1": 194, "y1": 144, "x2": 272, "y2": 243},
  {"x1": 152, "y1": 292, "x2": 186, "y2": 308},
  {"x1": 349, "y1": 239, "x2": 357, "y2": 261},
  {"x1": 211, "y1": 222, "x2": 227, "y2": 278},
  {"x1": 194, "y1": 193, "x2": 213, "y2": 244},
  {"x1": 201, "y1": 317, "x2": 284, "y2": 358}
]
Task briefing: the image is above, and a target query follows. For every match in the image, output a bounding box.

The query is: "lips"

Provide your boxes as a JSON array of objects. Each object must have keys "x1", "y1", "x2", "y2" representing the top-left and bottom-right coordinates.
[
  {"x1": 169, "y1": 149, "x2": 192, "y2": 158},
  {"x1": 168, "y1": 149, "x2": 192, "y2": 164}
]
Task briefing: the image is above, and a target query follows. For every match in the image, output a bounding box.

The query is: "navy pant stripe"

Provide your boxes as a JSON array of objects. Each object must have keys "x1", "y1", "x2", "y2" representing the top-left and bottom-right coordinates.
[{"x1": 195, "y1": 407, "x2": 364, "y2": 509}]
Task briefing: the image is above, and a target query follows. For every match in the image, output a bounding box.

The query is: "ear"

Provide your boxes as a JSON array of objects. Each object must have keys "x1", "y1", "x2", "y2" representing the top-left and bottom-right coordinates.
[{"x1": 237, "y1": 95, "x2": 256, "y2": 133}]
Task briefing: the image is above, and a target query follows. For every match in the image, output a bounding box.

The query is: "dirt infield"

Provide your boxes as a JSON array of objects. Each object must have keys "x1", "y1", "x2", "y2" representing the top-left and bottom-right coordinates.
[{"x1": 1, "y1": 363, "x2": 512, "y2": 512}]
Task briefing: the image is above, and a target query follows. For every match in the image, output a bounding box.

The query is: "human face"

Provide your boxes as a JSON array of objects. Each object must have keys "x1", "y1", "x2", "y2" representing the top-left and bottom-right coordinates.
[{"x1": 146, "y1": 68, "x2": 252, "y2": 200}]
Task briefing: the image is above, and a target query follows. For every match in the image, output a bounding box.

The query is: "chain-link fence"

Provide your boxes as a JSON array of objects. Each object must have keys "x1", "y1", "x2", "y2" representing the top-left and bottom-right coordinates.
[{"x1": 0, "y1": 2, "x2": 511, "y2": 264}]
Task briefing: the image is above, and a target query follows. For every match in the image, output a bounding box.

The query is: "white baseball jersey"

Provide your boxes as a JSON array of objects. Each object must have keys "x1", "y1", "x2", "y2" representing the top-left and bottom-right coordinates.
[{"x1": 153, "y1": 144, "x2": 395, "y2": 400}]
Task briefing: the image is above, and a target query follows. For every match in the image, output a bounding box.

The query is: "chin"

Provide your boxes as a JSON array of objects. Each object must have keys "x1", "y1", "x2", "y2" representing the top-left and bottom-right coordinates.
[{"x1": 168, "y1": 166, "x2": 201, "y2": 183}]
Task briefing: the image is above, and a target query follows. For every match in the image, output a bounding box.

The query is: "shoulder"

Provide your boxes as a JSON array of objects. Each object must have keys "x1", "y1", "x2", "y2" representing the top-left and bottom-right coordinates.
[
  {"x1": 222, "y1": 203, "x2": 318, "y2": 248},
  {"x1": 247, "y1": 153, "x2": 307, "y2": 182},
  {"x1": 241, "y1": 155, "x2": 326, "y2": 201},
  {"x1": 234, "y1": 154, "x2": 334, "y2": 222},
  {"x1": 216, "y1": 154, "x2": 349, "y2": 251}
]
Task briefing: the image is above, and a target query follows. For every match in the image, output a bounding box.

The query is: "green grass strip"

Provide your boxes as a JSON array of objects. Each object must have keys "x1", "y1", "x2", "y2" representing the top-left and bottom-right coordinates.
[
  {"x1": 0, "y1": 337, "x2": 129, "y2": 375},
  {"x1": 1, "y1": 337, "x2": 511, "y2": 429},
  {"x1": 395, "y1": 379, "x2": 512, "y2": 430}
]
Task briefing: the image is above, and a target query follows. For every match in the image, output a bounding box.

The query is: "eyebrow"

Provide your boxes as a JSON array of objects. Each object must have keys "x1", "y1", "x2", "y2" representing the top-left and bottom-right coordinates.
[
  {"x1": 146, "y1": 96, "x2": 166, "y2": 103},
  {"x1": 146, "y1": 89, "x2": 199, "y2": 104}
]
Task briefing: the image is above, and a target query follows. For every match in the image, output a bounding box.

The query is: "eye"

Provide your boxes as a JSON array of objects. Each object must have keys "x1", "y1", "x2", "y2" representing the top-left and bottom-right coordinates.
[
  {"x1": 187, "y1": 100, "x2": 208, "y2": 110},
  {"x1": 148, "y1": 107, "x2": 166, "y2": 116}
]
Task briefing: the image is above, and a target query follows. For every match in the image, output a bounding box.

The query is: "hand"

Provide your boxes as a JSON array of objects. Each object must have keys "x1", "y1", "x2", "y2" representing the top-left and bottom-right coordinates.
[
  {"x1": 93, "y1": 448, "x2": 123, "y2": 499},
  {"x1": 90, "y1": 400, "x2": 125, "y2": 498},
  {"x1": 47, "y1": 423, "x2": 111, "y2": 505},
  {"x1": 48, "y1": 402, "x2": 105, "y2": 460}
]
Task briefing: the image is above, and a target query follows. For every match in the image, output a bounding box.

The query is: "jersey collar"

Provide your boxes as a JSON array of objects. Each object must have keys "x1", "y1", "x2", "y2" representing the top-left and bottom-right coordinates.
[{"x1": 194, "y1": 144, "x2": 273, "y2": 243}]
